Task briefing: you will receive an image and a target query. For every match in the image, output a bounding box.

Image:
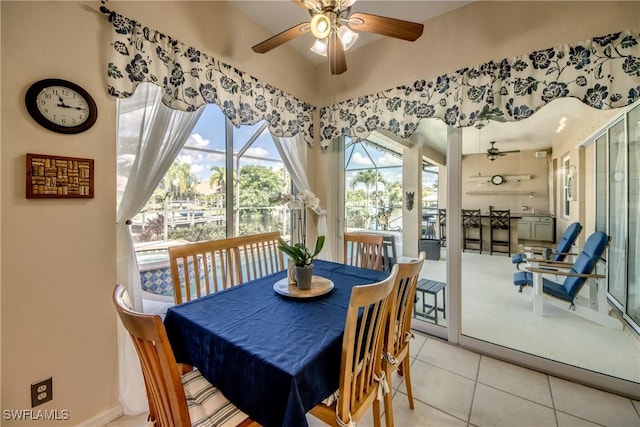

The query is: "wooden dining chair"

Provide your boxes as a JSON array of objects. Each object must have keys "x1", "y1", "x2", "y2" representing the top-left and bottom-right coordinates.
[
  {"x1": 112, "y1": 285, "x2": 256, "y2": 427},
  {"x1": 309, "y1": 265, "x2": 398, "y2": 427},
  {"x1": 168, "y1": 239, "x2": 241, "y2": 305},
  {"x1": 382, "y1": 253, "x2": 426, "y2": 427},
  {"x1": 344, "y1": 232, "x2": 385, "y2": 271},
  {"x1": 228, "y1": 231, "x2": 284, "y2": 283}
]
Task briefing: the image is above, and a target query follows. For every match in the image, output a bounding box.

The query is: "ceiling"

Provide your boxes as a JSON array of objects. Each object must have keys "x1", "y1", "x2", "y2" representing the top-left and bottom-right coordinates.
[
  {"x1": 228, "y1": 1, "x2": 473, "y2": 64},
  {"x1": 228, "y1": 1, "x2": 620, "y2": 157}
]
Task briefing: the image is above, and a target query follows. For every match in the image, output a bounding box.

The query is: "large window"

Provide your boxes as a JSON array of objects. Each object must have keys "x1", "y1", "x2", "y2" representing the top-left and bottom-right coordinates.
[
  {"x1": 131, "y1": 105, "x2": 292, "y2": 245},
  {"x1": 120, "y1": 104, "x2": 293, "y2": 298},
  {"x1": 344, "y1": 138, "x2": 403, "y2": 232}
]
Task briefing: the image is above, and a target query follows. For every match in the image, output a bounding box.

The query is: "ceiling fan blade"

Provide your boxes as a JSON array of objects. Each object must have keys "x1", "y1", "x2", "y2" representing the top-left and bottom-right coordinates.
[
  {"x1": 501, "y1": 150, "x2": 521, "y2": 154},
  {"x1": 252, "y1": 23, "x2": 310, "y2": 54},
  {"x1": 291, "y1": 0, "x2": 316, "y2": 10},
  {"x1": 348, "y1": 12, "x2": 424, "y2": 41},
  {"x1": 328, "y1": 31, "x2": 347, "y2": 75}
]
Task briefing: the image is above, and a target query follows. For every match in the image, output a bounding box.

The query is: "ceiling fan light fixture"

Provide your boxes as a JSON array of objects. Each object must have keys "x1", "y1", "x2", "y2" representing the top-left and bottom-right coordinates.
[
  {"x1": 310, "y1": 37, "x2": 328, "y2": 56},
  {"x1": 311, "y1": 14, "x2": 331, "y2": 39},
  {"x1": 338, "y1": 25, "x2": 358, "y2": 51}
]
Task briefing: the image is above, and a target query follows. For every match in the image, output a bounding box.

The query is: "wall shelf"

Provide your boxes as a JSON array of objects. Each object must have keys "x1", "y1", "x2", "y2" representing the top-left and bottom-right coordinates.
[
  {"x1": 466, "y1": 191, "x2": 535, "y2": 196},
  {"x1": 468, "y1": 174, "x2": 531, "y2": 183}
]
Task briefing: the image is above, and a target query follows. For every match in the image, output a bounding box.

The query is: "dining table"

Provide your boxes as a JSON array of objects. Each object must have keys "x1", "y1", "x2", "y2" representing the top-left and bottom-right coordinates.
[{"x1": 164, "y1": 259, "x2": 389, "y2": 427}]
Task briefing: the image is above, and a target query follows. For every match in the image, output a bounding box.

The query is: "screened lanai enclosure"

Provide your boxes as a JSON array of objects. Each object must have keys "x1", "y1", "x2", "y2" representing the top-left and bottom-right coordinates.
[{"x1": 344, "y1": 135, "x2": 440, "y2": 257}]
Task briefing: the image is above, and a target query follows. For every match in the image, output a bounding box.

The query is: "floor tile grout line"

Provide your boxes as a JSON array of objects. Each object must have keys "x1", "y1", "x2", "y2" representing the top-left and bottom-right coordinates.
[
  {"x1": 546, "y1": 374, "x2": 560, "y2": 427},
  {"x1": 394, "y1": 389, "x2": 473, "y2": 426},
  {"x1": 472, "y1": 378, "x2": 556, "y2": 410},
  {"x1": 413, "y1": 353, "x2": 480, "y2": 383},
  {"x1": 633, "y1": 399, "x2": 640, "y2": 418},
  {"x1": 554, "y1": 409, "x2": 608, "y2": 427},
  {"x1": 466, "y1": 354, "x2": 482, "y2": 426}
]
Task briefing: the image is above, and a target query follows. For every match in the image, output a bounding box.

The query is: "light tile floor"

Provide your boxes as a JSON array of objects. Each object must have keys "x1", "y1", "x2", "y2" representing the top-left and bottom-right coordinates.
[{"x1": 108, "y1": 332, "x2": 640, "y2": 427}]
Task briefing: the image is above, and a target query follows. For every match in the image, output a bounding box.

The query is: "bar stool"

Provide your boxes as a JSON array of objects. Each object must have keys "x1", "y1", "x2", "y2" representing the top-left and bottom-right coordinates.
[
  {"x1": 462, "y1": 209, "x2": 482, "y2": 253},
  {"x1": 489, "y1": 209, "x2": 511, "y2": 256},
  {"x1": 438, "y1": 209, "x2": 447, "y2": 247}
]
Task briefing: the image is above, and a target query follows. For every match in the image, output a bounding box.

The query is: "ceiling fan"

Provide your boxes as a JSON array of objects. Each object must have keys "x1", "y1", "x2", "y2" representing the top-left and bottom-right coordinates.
[
  {"x1": 486, "y1": 141, "x2": 520, "y2": 161},
  {"x1": 251, "y1": 0, "x2": 424, "y2": 75}
]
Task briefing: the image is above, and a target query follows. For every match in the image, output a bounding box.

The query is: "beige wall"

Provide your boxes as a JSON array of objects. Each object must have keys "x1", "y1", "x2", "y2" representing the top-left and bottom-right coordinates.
[
  {"x1": 461, "y1": 150, "x2": 549, "y2": 214},
  {"x1": 1, "y1": 1, "x2": 638, "y2": 424},
  {"x1": 551, "y1": 109, "x2": 619, "y2": 246}
]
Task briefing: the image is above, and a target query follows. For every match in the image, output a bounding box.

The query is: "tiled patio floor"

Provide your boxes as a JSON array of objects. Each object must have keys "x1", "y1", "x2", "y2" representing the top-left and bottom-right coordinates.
[{"x1": 108, "y1": 332, "x2": 640, "y2": 427}]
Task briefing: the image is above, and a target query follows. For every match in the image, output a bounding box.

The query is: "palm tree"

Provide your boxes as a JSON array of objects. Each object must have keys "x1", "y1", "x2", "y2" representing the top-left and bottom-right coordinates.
[
  {"x1": 209, "y1": 165, "x2": 226, "y2": 209},
  {"x1": 168, "y1": 160, "x2": 197, "y2": 199},
  {"x1": 350, "y1": 170, "x2": 386, "y2": 228}
]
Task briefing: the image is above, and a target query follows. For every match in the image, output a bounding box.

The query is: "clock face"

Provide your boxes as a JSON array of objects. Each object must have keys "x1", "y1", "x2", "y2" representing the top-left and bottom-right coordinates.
[
  {"x1": 36, "y1": 86, "x2": 90, "y2": 127},
  {"x1": 491, "y1": 175, "x2": 504, "y2": 185},
  {"x1": 25, "y1": 79, "x2": 97, "y2": 134}
]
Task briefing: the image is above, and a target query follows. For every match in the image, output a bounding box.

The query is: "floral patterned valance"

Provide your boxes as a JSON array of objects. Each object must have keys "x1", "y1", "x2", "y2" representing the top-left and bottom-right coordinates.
[
  {"x1": 100, "y1": 6, "x2": 315, "y2": 145},
  {"x1": 319, "y1": 29, "x2": 640, "y2": 149}
]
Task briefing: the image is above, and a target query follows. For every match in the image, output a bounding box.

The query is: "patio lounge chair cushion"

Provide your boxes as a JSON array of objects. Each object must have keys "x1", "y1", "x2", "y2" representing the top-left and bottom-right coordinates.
[
  {"x1": 513, "y1": 271, "x2": 572, "y2": 302},
  {"x1": 513, "y1": 231, "x2": 609, "y2": 302},
  {"x1": 512, "y1": 253, "x2": 526, "y2": 265},
  {"x1": 512, "y1": 222, "x2": 582, "y2": 267}
]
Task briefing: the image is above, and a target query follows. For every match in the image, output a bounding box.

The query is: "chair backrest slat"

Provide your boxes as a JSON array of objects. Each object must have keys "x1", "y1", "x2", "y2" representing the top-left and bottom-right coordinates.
[
  {"x1": 336, "y1": 266, "x2": 397, "y2": 424},
  {"x1": 169, "y1": 232, "x2": 284, "y2": 304},
  {"x1": 462, "y1": 209, "x2": 481, "y2": 227},
  {"x1": 229, "y1": 232, "x2": 284, "y2": 284},
  {"x1": 344, "y1": 232, "x2": 384, "y2": 271},
  {"x1": 113, "y1": 285, "x2": 191, "y2": 426},
  {"x1": 387, "y1": 253, "x2": 426, "y2": 360},
  {"x1": 489, "y1": 209, "x2": 510, "y2": 229}
]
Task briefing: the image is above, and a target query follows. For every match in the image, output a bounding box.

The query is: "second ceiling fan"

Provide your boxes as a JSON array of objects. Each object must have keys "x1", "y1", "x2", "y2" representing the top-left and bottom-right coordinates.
[
  {"x1": 486, "y1": 141, "x2": 520, "y2": 161},
  {"x1": 251, "y1": 0, "x2": 424, "y2": 75}
]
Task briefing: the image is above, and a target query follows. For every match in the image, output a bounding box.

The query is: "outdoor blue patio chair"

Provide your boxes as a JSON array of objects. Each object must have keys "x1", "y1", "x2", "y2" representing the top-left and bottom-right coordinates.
[
  {"x1": 513, "y1": 231, "x2": 621, "y2": 329},
  {"x1": 512, "y1": 222, "x2": 582, "y2": 270},
  {"x1": 513, "y1": 231, "x2": 607, "y2": 301}
]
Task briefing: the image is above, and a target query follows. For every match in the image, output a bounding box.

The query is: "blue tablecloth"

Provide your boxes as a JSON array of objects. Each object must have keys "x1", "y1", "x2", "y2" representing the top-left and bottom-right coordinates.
[{"x1": 164, "y1": 259, "x2": 388, "y2": 427}]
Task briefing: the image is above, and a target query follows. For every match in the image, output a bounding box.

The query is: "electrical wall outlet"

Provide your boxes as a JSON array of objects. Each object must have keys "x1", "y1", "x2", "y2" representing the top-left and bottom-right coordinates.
[{"x1": 31, "y1": 377, "x2": 53, "y2": 407}]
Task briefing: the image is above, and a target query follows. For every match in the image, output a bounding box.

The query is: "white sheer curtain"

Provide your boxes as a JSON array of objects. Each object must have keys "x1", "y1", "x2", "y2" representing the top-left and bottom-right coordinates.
[
  {"x1": 271, "y1": 133, "x2": 333, "y2": 261},
  {"x1": 116, "y1": 83, "x2": 204, "y2": 414}
]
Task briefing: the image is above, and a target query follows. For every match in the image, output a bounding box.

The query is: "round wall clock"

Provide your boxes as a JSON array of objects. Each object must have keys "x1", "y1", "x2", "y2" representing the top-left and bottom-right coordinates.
[
  {"x1": 25, "y1": 79, "x2": 98, "y2": 134},
  {"x1": 490, "y1": 175, "x2": 504, "y2": 185}
]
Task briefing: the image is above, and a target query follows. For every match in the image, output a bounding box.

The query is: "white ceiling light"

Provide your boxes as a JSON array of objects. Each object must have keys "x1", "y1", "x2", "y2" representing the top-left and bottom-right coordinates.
[
  {"x1": 338, "y1": 26, "x2": 358, "y2": 51},
  {"x1": 310, "y1": 38, "x2": 328, "y2": 56},
  {"x1": 310, "y1": 14, "x2": 331, "y2": 39},
  {"x1": 310, "y1": 25, "x2": 358, "y2": 56}
]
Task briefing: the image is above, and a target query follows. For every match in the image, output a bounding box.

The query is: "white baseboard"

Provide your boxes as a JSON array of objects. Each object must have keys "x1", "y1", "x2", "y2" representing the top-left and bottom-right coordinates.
[{"x1": 75, "y1": 405, "x2": 122, "y2": 427}]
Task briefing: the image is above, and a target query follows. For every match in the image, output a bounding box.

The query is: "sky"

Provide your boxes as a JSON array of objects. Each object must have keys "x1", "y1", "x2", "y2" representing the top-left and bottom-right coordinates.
[{"x1": 119, "y1": 100, "x2": 438, "y2": 193}]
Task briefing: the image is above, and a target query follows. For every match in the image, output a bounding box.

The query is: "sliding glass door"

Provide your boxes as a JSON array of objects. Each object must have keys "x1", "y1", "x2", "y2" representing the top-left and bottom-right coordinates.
[
  {"x1": 608, "y1": 120, "x2": 627, "y2": 305},
  {"x1": 627, "y1": 104, "x2": 640, "y2": 328}
]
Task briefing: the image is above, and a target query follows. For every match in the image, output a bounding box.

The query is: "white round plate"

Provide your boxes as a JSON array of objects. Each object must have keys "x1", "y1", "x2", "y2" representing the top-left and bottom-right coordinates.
[{"x1": 273, "y1": 276, "x2": 334, "y2": 299}]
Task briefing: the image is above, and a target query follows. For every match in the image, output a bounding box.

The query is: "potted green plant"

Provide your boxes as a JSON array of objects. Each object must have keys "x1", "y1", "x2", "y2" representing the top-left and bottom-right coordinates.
[{"x1": 278, "y1": 236, "x2": 325, "y2": 290}]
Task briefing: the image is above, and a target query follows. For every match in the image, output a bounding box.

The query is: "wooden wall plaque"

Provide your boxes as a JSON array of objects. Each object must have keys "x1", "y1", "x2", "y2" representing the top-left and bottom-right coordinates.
[{"x1": 26, "y1": 153, "x2": 94, "y2": 199}]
